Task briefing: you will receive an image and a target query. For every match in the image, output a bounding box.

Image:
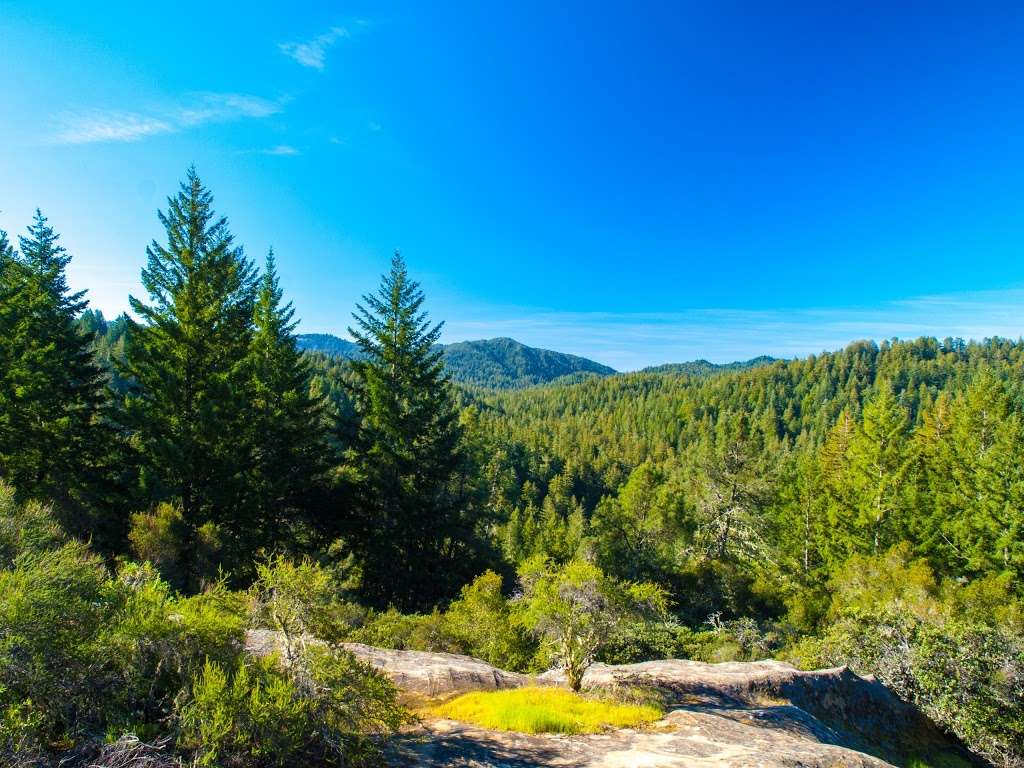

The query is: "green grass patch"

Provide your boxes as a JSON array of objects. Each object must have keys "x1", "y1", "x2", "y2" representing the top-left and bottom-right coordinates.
[{"x1": 430, "y1": 686, "x2": 663, "y2": 734}]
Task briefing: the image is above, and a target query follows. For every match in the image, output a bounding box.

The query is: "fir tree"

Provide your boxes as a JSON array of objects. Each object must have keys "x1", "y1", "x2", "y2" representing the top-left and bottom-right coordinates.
[
  {"x1": 119, "y1": 169, "x2": 257, "y2": 585},
  {"x1": 343, "y1": 252, "x2": 479, "y2": 610},
  {"x1": 0, "y1": 214, "x2": 108, "y2": 538},
  {"x1": 845, "y1": 385, "x2": 913, "y2": 555},
  {"x1": 245, "y1": 249, "x2": 328, "y2": 555}
]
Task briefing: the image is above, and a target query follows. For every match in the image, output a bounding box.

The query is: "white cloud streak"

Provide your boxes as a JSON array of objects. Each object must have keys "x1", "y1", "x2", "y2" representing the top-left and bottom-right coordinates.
[
  {"x1": 438, "y1": 289, "x2": 1024, "y2": 371},
  {"x1": 51, "y1": 93, "x2": 286, "y2": 146},
  {"x1": 258, "y1": 144, "x2": 300, "y2": 156},
  {"x1": 278, "y1": 26, "x2": 349, "y2": 70},
  {"x1": 53, "y1": 111, "x2": 174, "y2": 145}
]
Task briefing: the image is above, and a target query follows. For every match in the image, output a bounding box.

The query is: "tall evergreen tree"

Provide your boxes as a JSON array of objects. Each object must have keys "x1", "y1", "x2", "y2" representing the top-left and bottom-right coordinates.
[
  {"x1": 119, "y1": 169, "x2": 257, "y2": 583},
  {"x1": 0, "y1": 214, "x2": 108, "y2": 538},
  {"x1": 844, "y1": 385, "x2": 913, "y2": 554},
  {"x1": 343, "y1": 252, "x2": 479, "y2": 610},
  {"x1": 245, "y1": 249, "x2": 329, "y2": 555}
]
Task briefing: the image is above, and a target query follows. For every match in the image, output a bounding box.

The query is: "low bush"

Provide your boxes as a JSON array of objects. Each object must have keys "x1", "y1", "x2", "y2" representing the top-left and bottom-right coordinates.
[
  {"x1": 179, "y1": 646, "x2": 407, "y2": 768},
  {"x1": 0, "y1": 484, "x2": 408, "y2": 767}
]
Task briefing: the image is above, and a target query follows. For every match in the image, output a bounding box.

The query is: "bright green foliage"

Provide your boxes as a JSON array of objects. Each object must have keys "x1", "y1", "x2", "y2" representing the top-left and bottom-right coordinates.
[
  {"x1": 249, "y1": 554, "x2": 363, "y2": 657},
  {"x1": 827, "y1": 543, "x2": 941, "y2": 620},
  {"x1": 181, "y1": 656, "x2": 311, "y2": 767},
  {"x1": 0, "y1": 482, "x2": 404, "y2": 766},
  {"x1": 0, "y1": 214, "x2": 110, "y2": 542},
  {"x1": 516, "y1": 557, "x2": 668, "y2": 691},
  {"x1": 443, "y1": 571, "x2": 535, "y2": 670},
  {"x1": 342, "y1": 251, "x2": 481, "y2": 610},
  {"x1": 838, "y1": 386, "x2": 914, "y2": 555},
  {"x1": 591, "y1": 460, "x2": 688, "y2": 582},
  {"x1": 180, "y1": 645, "x2": 406, "y2": 768},
  {"x1": 431, "y1": 686, "x2": 662, "y2": 734},
  {"x1": 119, "y1": 168, "x2": 257, "y2": 584},
  {"x1": 244, "y1": 250, "x2": 328, "y2": 556},
  {"x1": 919, "y1": 373, "x2": 1024, "y2": 582}
]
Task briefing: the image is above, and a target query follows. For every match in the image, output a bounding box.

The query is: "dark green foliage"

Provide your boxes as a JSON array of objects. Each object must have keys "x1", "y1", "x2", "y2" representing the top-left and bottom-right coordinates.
[
  {"x1": 0, "y1": 214, "x2": 111, "y2": 543},
  {"x1": 341, "y1": 252, "x2": 484, "y2": 610},
  {"x1": 118, "y1": 168, "x2": 258, "y2": 584},
  {"x1": 244, "y1": 250, "x2": 329, "y2": 557}
]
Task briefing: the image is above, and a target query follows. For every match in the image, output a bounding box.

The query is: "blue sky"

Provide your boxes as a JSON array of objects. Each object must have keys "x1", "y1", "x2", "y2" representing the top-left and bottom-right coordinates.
[{"x1": 2, "y1": 1, "x2": 1024, "y2": 370}]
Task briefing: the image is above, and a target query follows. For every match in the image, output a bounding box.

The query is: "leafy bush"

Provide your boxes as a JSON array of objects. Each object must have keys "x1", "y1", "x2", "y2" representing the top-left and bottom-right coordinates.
[
  {"x1": 792, "y1": 546, "x2": 1024, "y2": 767},
  {"x1": 443, "y1": 570, "x2": 535, "y2": 670},
  {"x1": 598, "y1": 619, "x2": 696, "y2": 664},
  {"x1": 348, "y1": 608, "x2": 460, "y2": 654},
  {"x1": 0, "y1": 488, "x2": 407, "y2": 766},
  {"x1": 179, "y1": 647, "x2": 407, "y2": 768},
  {"x1": 808, "y1": 610, "x2": 1024, "y2": 767},
  {"x1": 249, "y1": 554, "x2": 365, "y2": 659},
  {"x1": 515, "y1": 557, "x2": 668, "y2": 690},
  {"x1": 431, "y1": 686, "x2": 661, "y2": 734}
]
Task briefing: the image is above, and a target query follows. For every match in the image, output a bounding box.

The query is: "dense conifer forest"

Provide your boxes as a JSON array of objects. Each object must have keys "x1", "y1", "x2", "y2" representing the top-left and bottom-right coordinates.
[{"x1": 0, "y1": 171, "x2": 1021, "y2": 766}]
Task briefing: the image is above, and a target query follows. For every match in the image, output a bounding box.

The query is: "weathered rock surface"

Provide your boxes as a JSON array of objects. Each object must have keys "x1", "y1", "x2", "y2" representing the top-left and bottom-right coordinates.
[
  {"x1": 246, "y1": 630, "x2": 537, "y2": 697},
  {"x1": 386, "y1": 709, "x2": 895, "y2": 767},
  {"x1": 539, "y1": 658, "x2": 958, "y2": 760},
  {"x1": 244, "y1": 630, "x2": 975, "y2": 767},
  {"x1": 339, "y1": 642, "x2": 538, "y2": 697}
]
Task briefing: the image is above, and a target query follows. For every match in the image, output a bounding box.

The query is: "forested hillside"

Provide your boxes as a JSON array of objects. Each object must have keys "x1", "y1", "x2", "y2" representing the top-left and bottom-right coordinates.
[
  {"x1": 298, "y1": 332, "x2": 616, "y2": 388},
  {"x1": 0, "y1": 173, "x2": 1021, "y2": 767}
]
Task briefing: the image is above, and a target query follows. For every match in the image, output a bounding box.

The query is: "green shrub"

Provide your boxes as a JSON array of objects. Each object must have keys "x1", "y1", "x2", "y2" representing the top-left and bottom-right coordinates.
[
  {"x1": 94, "y1": 562, "x2": 246, "y2": 728},
  {"x1": 443, "y1": 571, "x2": 535, "y2": 670},
  {"x1": 0, "y1": 484, "x2": 65, "y2": 567},
  {"x1": 249, "y1": 554, "x2": 365, "y2": 657},
  {"x1": 349, "y1": 607, "x2": 460, "y2": 653},
  {"x1": 0, "y1": 541, "x2": 109, "y2": 743},
  {"x1": 599, "y1": 619, "x2": 697, "y2": 665},
  {"x1": 515, "y1": 557, "x2": 668, "y2": 690},
  {"x1": 179, "y1": 647, "x2": 407, "y2": 768}
]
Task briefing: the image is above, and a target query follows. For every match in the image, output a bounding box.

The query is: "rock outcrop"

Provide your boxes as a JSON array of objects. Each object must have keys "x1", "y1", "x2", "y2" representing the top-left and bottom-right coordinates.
[{"x1": 244, "y1": 630, "x2": 975, "y2": 767}]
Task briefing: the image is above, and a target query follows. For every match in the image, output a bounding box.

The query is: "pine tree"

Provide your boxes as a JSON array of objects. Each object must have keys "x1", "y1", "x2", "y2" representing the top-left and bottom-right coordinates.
[
  {"x1": 0, "y1": 214, "x2": 108, "y2": 537},
  {"x1": 845, "y1": 385, "x2": 913, "y2": 554},
  {"x1": 245, "y1": 249, "x2": 328, "y2": 555},
  {"x1": 343, "y1": 252, "x2": 479, "y2": 610},
  {"x1": 119, "y1": 169, "x2": 257, "y2": 585},
  {"x1": 927, "y1": 374, "x2": 1024, "y2": 581}
]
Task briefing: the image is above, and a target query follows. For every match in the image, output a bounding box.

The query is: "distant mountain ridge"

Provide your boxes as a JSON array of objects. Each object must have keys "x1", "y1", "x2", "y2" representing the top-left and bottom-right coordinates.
[
  {"x1": 296, "y1": 334, "x2": 615, "y2": 389},
  {"x1": 640, "y1": 355, "x2": 777, "y2": 376},
  {"x1": 296, "y1": 333, "x2": 775, "y2": 389}
]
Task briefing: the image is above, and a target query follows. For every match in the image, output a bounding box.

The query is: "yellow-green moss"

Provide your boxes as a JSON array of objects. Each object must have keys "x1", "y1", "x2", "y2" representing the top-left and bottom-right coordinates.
[{"x1": 430, "y1": 686, "x2": 662, "y2": 734}]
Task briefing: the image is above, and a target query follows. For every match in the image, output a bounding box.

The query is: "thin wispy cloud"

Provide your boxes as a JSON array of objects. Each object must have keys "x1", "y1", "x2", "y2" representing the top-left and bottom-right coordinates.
[
  {"x1": 279, "y1": 26, "x2": 349, "y2": 70},
  {"x1": 439, "y1": 289, "x2": 1024, "y2": 371},
  {"x1": 51, "y1": 93, "x2": 286, "y2": 146},
  {"x1": 258, "y1": 144, "x2": 300, "y2": 156},
  {"x1": 53, "y1": 111, "x2": 174, "y2": 145},
  {"x1": 176, "y1": 93, "x2": 284, "y2": 126}
]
